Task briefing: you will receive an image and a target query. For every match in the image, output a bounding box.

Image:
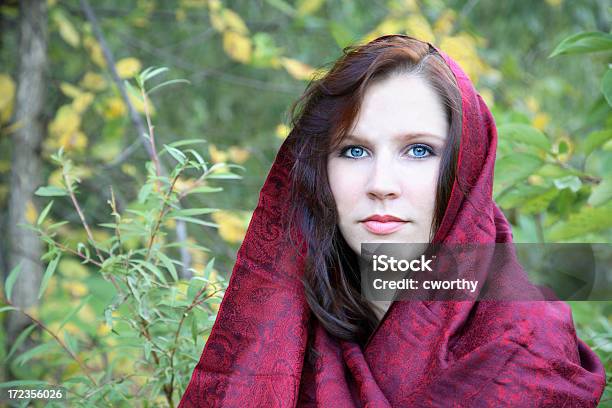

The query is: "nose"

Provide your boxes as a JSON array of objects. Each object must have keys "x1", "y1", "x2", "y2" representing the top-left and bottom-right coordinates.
[{"x1": 366, "y1": 155, "x2": 401, "y2": 201}]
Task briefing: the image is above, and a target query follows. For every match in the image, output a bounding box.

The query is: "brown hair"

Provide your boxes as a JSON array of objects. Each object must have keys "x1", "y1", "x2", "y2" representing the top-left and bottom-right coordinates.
[{"x1": 285, "y1": 35, "x2": 462, "y2": 347}]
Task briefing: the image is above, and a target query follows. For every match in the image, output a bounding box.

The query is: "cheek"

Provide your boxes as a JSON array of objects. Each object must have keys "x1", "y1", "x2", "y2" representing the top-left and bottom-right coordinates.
[
  {"x1": 402, "y1": 161, "x2": 440, "y2": 217},
  {"x1": 327, "y1": 160, "x2": 362, "y2": 220}
]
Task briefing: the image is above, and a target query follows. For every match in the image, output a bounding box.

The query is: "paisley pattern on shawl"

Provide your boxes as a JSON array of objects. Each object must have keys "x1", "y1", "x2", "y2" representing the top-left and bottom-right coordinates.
[{"x1": 178, "y1": 43, "x2": 606, "y2": 407}]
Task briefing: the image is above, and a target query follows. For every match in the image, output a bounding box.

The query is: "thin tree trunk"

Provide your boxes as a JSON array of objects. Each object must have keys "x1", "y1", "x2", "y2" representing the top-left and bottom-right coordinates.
[{"x1": 4, "y1": 0, "x2": 48, "y2": 376}]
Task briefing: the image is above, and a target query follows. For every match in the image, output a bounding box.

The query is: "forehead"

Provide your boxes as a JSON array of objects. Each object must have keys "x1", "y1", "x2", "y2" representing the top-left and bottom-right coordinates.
[{"x1": 348, "y1": 73, "x2": 448, "y2": 143}]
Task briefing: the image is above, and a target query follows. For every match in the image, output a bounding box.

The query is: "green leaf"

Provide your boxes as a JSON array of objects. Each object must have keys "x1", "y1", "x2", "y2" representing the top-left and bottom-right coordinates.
[
  {"x1": 173, "y1": 216, "x2": 218, "y2": 228},
  {"x1": 181, "y1": 186, "x2": 223, "y2": 195},
  {"x1": 521, "y1": 188, "x2": 560, "y2": 214},
  {"x1": 138, "y1": 183, "x2": 153, "y2": 204},
  {"x1": 34, "y1": 186, "x2": 68, "y2": 197},
  {"x1": 602, "y1": 69, "x2": 612, "y2": 107},
  {"x1": 191, "y1": 314, "x2": 198, "y2": 343},
  {"x1": 553, "y1": 175, "x2": 582, "y2": 192},
  {"x1": 6, "y1": 324, "x2": 36, "y2": 362},
  {"x1": 37, "y1": 200, "x2": 54, "y2": 226},
  {"x1": 582, "y1": 129, "x2": 612, "y2": 156},
  {"x1": 206, "y1": 173, "x2": 241, "y2": 180},
  {"x1": 265, "y1": 0, "x2": 295, "y2": 16},
  {"x1": 157, "y1": 252, "x2": 178, "y2": 282},
  {"x1": 148, "y1": 79, "x2": 191, "y2": 95},
  {"x1": 15, "y1": 343, "x2": 54, "y2": 366},
  {"x1": 164, "y1": 144, "x2": 187, "y2": 164},
  {"x1": 0, "y1": 306, "x2": 18, "y2": 313},
  {"x1": 5, "y1": 262, "x2": 22, "y2": 302},
  {"x1": 167, "y1": 208, "x2": 219, "y2": 217},
  {"x1": 549, "y1": 31, "x2": 612, "y2": 57},
  {"x1": 141, "y1": 66, "x2": 169, "y2": 84},
  {"x1": 494, "y1": 154, "x2": 543, "y2": 194},
  {"x1": 168, "y1": 139, "x2": 207, "y2": 148},
  {"x1": 588, "y1": 177, "x2": 612, "y2": 207},
  {"x1": 0, "y1": 380, "x2": 51, "y2": 388},
  {"x1": 59, "y1": 294, "x2": 92, "y2": 330},
  {"x1": 498, "y1": 123, "x2": 551, "y2": 152},
  {"x1": 547, "y1": 203, "x2": 612, "y2": 240},
  {"x1": 48, "y1": 220, "x2": 69, "y2": 230},
  {"x1": 497, "y1": 185, "x2": 556, "y2": 211},
  {"x1": 133, "y1": 260, "x2": 167, "y2": 284},
  {"x1": 38, "y1": 254, "x2": 61, "y2": 299},
  {"x1": 64, "y1": 332, "x2": 78, "y2": 355},
  {"x1": 329, "y1": 21, "x2": 355, "y2": 49},
  {"x1": 203, "y1": 257, "x2": 215, "y2": 280}
]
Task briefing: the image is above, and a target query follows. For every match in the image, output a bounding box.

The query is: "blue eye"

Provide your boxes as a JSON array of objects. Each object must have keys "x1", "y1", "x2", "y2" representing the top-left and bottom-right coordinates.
[
  {"x1": 340, "y1": 145, "x2": 369, "y2": 159},
  {"x1": 407, "y1": 144, "x2": 433, "y2": 158}
]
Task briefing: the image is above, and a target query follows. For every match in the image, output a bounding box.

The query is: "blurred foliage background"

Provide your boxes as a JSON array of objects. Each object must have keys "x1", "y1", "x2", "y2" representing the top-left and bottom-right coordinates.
[{"x1": 0, "y1": 0, "x2": 610, "y2": 406}]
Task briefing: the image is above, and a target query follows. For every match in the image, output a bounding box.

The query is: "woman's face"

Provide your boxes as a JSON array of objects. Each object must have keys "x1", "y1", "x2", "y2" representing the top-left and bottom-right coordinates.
[{"x1": 327, "y1": 73, "x2": 449, "y2": 255}]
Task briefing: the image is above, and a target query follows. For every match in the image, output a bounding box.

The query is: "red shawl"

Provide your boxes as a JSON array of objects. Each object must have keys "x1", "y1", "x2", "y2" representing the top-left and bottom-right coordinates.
[{"x1": 179, "y1": 45, "x2": 606, "y2": 407}]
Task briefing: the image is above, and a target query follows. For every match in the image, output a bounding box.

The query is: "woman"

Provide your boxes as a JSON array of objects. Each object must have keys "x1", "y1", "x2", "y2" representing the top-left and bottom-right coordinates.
[{"x1": 179, "y1": 35, "x2": 606, "y2": 407}]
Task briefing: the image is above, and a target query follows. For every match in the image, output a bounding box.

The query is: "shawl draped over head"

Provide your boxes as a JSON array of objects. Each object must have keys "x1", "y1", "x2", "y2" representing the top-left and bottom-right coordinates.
[{"x1": 179, "y1": 40, "x2": 606, "y2": 407}]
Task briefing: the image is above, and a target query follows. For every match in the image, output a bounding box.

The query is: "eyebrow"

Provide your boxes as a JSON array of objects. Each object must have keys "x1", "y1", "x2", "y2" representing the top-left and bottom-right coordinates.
[{"x1": 343, "y1": 132, "x2": 446, "y2": 144}]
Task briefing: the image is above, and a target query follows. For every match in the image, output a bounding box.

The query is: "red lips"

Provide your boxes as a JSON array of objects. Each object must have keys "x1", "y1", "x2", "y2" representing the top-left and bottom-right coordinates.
[
  {"x1": 361, "y1": 214, "x2": 406, "y2": 223},
  {"x1": 360, "y1": 214, "x2": 408, "y2": 235}
]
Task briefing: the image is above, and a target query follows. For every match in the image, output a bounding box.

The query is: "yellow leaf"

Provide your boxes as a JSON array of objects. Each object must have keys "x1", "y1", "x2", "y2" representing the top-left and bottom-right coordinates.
[
  {"x1": 48, "y1": 168, "x2": 63, "y2": 187},
  {"x1": 532, "y1": 112, "x2": 551, "y2": 131},
  {"x1": 97, "y1": 323, "x2": 112, "y2": 336},
  {"x1": 209, "y1": 144, "x2": 229, "y2": 163},
  {"x1": 433, "y1": 9, "x2": 456, "y2": 36},
  {"x1": 53, "y1": 11, "x2": 80, "y2": 48},
  {"x1": 58, "y1": 130, "x2": 88, "y2": 151},
  {"x1": 72, "y1": 92, "x2": 94, "y2": 114},
  {"x1": 84, "y1": 37, "x2": 106, "y2": 67},
  {"x1": 180, "y1": 0, "x2": 208, "y2": 7},
  {"x1": 228, "y1": 146, "x2": 250, "y2": 164},
  {"x1": 77, "y1": 303, "x2": 96, "y2": 322},
  {"x1": 297, "y1": 0, "x2": 325, "y2": 16},
  {"x1": 25, "y1": 200, "x2": 37, "y2": 224},
  {"x1": 280, "y1": 57, "x2": 316, "y2": 81},
  {"x1": 80, "y1": 72, "x2": 107, "y2": 91},
  {"x1": 62, "y1": 281, "x2": 88, "y2": 297},
  {"x1": 275, "y1": 123, "x2": 290, "y2": 140},
  {"x1": 175, "y1": 8, "x2": 187, "y2": 22},
  {"x1": 63, "y1": 322, "x2": 81, "y2": 335},
  {"x1": 104, "y1": 97, "x2": 127, "y2": 119},
  {"x1": 545, "y1": 0, "x2": 563, "y2": 6},
  {"x1": 401, "y1": 0, "x2": 420, "y2": 12},
  {"x1": 223, "y1": 32, "x2": 252, "y2": 63},
  {"x1": 222, "y1": 9, "x2": 249, "y2": 34},
  {"x1": 174, "y1": 177, "x2": 198, "y2": 194},
  {"x1": 128, "y1": 91, "x2": 153, "y2": 115},
  {"x1": 59, "y1": 82, "x2": 82, "y2": 99},
  {"x1": 361, "y1": 18, "x2": 404, "y2": 43},
  {"x1": 212, "y1": 210, "x2": 252, "y2": 243},
  {"x1": 49, "y1": 105, "x2": 81, "y2": 137},
  {"x1": 209, "y1": 10, "x2": 225, "y2": 31},
  {"x1": 525, "y1": 96, "x2": 539, "y2": 113},
  {"x1": 404, "y1": 14, "x2": 435, "y2": 43},
  {"x1": 115, "y1": 57, "x2": 142, "y2": 79},
  {"x1": 0, "y1": 73, "x2": 15, "y2": 124},
  {"x1": 438, "y1": 34, "x2": 487, "y2": 83},
  {"x1": 121, "y1": 163, "x2": 139, "y2": 177},
  {"x1": 207, "y1": 0, "x2": 222, "y2": 12},
  {"x1": 131, "y1": 16, "x2": 149, "y2": 28},
  {"x1": 528, "y1": 175, "x2": 544, "y2": 186}
]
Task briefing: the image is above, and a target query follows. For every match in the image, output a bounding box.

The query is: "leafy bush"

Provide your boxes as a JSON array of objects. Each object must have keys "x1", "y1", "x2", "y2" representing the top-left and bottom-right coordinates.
[{"x1": 1, "y1": 68, "x2": 239, "y2": 406}]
